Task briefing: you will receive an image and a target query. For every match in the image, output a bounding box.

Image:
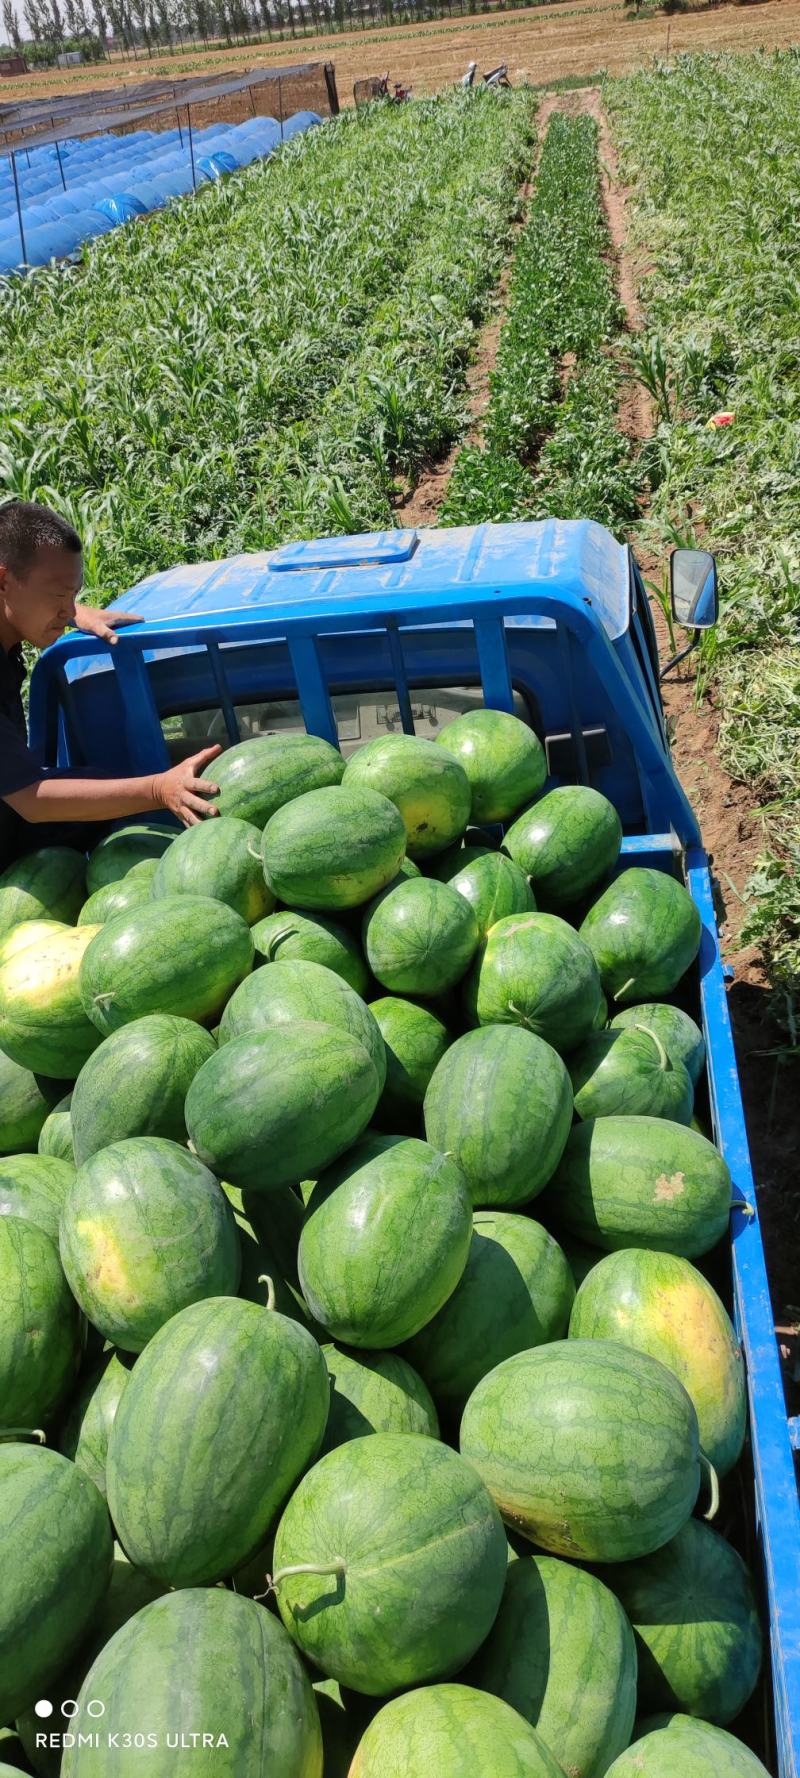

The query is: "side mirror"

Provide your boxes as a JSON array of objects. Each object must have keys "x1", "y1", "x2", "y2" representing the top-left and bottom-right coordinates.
[{"x1": 670, "y1": 548, "x2": 718, "y2": 630}]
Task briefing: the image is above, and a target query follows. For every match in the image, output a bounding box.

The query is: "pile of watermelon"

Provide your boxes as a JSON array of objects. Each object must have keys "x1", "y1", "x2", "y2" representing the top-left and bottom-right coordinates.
[{"x1": 0, "y1": 713, "x2": 769, "y2": 1778}]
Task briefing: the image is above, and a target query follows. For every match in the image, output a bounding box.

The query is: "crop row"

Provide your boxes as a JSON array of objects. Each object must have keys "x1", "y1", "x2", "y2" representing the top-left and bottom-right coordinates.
[
  {"x1": 441, "y1": 111, "x2": 638, "y2": 531},
  {"x1": 607, "y1": 51, "x2": 800, "y2": 1022},
  {"x1": 0, "y1": 87, "x2": 536, "y2": 594}
]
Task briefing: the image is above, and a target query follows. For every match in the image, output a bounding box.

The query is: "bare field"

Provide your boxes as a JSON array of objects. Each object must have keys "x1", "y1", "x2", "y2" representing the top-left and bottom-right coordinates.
[{"x1": 3, "y1": 0, "x2": 800, "y2": 111}]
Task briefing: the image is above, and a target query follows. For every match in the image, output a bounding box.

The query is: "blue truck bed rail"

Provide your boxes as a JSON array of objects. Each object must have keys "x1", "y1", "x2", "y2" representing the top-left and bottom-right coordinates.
[{"x1": 31, "y1": 519, "x2": 800, "y2": 1775}]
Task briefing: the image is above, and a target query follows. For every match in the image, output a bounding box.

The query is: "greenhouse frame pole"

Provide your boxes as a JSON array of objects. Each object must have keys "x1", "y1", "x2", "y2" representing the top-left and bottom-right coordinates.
[
  {"x1": 54, "y1": 137, "x2": 67, "y2": 192},
  {"x1": 10, "y1": 149, "x2": 26, "y2": 266},
  {"x1": 278, "y1": 75, "x2": 284, "y2": 139},
  {"x1": 187, "y1": 105, "x2": 197, "y2": 190}
]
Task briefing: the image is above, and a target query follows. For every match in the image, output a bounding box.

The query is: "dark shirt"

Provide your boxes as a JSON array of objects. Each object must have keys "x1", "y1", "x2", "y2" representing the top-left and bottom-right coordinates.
[{"x1": 0, "y1": 643, "x2": 44, "y2": 868}]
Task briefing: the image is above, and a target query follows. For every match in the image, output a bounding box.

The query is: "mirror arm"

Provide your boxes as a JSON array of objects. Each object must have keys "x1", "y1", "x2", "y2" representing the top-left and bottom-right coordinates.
[{"x1": 660, "y1": 630, "x2": 700, "y2": 682}]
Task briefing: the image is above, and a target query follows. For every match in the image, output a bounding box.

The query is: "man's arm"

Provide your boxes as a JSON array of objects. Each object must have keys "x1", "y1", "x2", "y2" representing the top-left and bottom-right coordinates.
[{"x1": 4, "y1": 746, "x2": 222, "y2": 828}]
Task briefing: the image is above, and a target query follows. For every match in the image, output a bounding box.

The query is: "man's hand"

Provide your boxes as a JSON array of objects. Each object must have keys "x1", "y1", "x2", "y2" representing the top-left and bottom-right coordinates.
[
  {"x1": 153, "y1": 745, "x2": 222, "y2": 827},
  {"x1": 73, "y1": 603, "x2": 145, "y2": 645}
]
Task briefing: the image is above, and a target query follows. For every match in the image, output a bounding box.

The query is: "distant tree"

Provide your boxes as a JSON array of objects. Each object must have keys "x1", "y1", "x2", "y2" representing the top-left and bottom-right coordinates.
[{"x1": 2, "y1": 0, "x2": 22, "y2": 42}]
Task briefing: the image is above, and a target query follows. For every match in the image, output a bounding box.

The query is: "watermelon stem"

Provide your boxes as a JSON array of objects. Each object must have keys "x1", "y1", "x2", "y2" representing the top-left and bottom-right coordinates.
[
  {"x1": 267, "y1": 1557, "x2": 347, "y2": 1593},
  {"x1": 699, "y1": 1450, "x2": 720, "y2": 1521},
  {"x1": 267, "y1": 930, "x2": 299, "y2": 959},
  {"x1": 257, "y1": 1273, "x2": 276, "y2": 1313},
  {"x1": 612, "y1": 979, "x2": 636, "y2": 1002},
  {"x1": 0, "y1": 1427, "x2": 45, "y2": 1443},
  {"x1": 508, "y1": 1001, "x2": 535, "y2": 1031},
  {"x1": 637, "y1": 1024, "x2": 669, "y2": 1072},
  {"x1": 731, "y1": 1198, "x2": 755, "y2": 1218},
  {"x1": 92, "y1": 991, "x2": 116, "y2": 1007}
]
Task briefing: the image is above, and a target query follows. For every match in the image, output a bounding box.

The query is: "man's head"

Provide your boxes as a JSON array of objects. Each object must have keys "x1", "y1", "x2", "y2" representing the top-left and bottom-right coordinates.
[{"x1": 0, "y1": 501, "x2": 83, "y2": 650}]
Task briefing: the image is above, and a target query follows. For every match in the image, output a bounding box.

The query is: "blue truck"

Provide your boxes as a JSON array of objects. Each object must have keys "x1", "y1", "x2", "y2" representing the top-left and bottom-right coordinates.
[{"x1": 31, "y1": 517, "x2": 800, "y2": 1776}]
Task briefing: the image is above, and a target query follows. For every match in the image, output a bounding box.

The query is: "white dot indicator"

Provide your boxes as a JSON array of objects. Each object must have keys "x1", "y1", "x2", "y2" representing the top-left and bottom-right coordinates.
[{"x1": 35, "y1": 1700, "x2": 53, "y2": 1718}]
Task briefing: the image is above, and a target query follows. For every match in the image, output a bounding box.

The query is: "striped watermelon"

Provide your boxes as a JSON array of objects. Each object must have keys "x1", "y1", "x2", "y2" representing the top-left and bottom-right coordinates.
[
  {"x1": 70, "y1": 1014, "x2": 216, "y2": 1165},
  {"x1": 433, "y1": 847, "x2": 536, "y2": 939},
  {"x1": 107, "y1": 1295, "x2": 329, "y2": 1584},
  {"x1": 343, "y1": 734, "x2": 471, "y2": 858},
  {"x1": 363, "y1": 877, "x2": 479, "y2": 997},
  {"x1": 203, "y1": 729, "x2": 345, "y2": 826},
  {"x1": 544, "y1": 1116, "x2": 732, "y2": 1259},
  {"x1": 219, "y1": 959, "x2": 386, "y2": 1089},
  {"x1": 60, "y1": 1588, "x2": 323, "y2": 1778},
  {"x1": 253, "y1": 909, "x2": 369, "y2": 996},
  {"x1": 85, "y1": 824, "x2": 174, "y2": 894},
  {"x1": 569, "y1": 1247, "x2": 745, "y2": 1475},
  {"x1": 151, "y1": 816, "x2": 275, "y2": 924},
  {"x1": 370, "y1": 996, "x2": 453, "y2": 1132},
  {"x1": 0, "y1": 1443, "x2": 113, "y2": 1724},
  {"x1": 405, "y1": 1212, "x2": 575, "y2": 1416},
  {"x1": 423, "y1": 1025, "x2": 572, "y2": 1207},
  {"x1": 349, "y1": 1684, "x2": 563, "y2": 1777},
  {"x1": 580, "y1": 869, "x2": 702, "y2": 1004},
  {"x1": 321, "y1": 1343, "x2": 439, "y2": 1453},
  {"x1": 604, "y1": 1714, "x2": 771, "y2": 1776},
  {"x1": 465, "y1": 912, "x2": 604, "y2": 1054},
  {"x1": 436, "y1": 708, "x2": 547, "y2": 822},
  {"x1": 0, "y1": 924, "x2": 102, "y2": 1078},
  {"x1": 472, "y1": 1554, "x2": 637, "y2": 1778},
  {"x1": 503, "y1": 786, "x2": 622, "y2": 907},
  {"x1": 0, "y1": 1049, "x2": 55, "y2": 1155},
  {"x1": 273, "y1": 1433, "x2": 507, "y2": 1694},
  {"x1": 610, "y1": 1002, "x2": 706, "y2": 1086},
  {"x1": 0, "y1": 1214, "x2": 84, "y2": 1425},
  {"x1": 263, "y1": 785, "x2": 407, "y2": 911},
  {"x1": 80, "y1": 897, "x2": 253, "y2": 1037},
  {"x1": 0, "y1": 847, "x2": 86, "y2": 939},
  {"x1": 299, "y1": 1134, "x2": 472, "y2": 1347},
  {"x1": 37, "y1": 1092, "x2": 75, "y2": 1163},
  {"x1": 0, "y1": 1152, "x2": 74, "y2": 1242},
  {"x1": 568, "y1": 1026, "x2": 694, "y2": 1124},
  {"x1": 59, "y1": 1137, "x2": 241, "y2": 1352},
  {"x1": 460, "y1": 1339, "x2": 701, "y2": 1561},
  {"x1": 77, "y1": 865, "x2": 156, "y2": 928},
  {"x1": 606, "y1": 1518, "x2": 761, "y2": 1725},
  {"x1": 60, "y1": 1350, "x2": 132, "y2": 1499}
]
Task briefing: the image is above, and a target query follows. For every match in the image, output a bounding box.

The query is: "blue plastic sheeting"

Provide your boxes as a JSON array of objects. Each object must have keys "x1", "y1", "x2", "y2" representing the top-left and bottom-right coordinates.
[{"x1": 0, "y1": 110, "x2": 322, "y2": 274}]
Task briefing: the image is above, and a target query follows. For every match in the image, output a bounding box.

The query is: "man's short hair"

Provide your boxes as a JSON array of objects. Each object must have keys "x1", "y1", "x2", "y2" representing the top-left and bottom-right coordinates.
[{"x1": 0, "y1": 501, "x2": 81, "y2": 578}]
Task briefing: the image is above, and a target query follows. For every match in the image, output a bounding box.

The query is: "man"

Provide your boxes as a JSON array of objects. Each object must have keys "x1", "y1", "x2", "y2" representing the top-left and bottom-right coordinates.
[{"x1": 0, "y1": 500, "x2": 221, "y2": 866}]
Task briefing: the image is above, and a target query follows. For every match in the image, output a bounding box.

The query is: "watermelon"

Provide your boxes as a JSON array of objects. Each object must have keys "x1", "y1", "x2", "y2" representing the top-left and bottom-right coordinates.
[
  {"x1": 60, "y1": 1350, "x2": 132, "y2": 1498},
  {"x1": 370, "y1": 996, "x2": 453, "y2": 1131},
  {"x1": 253, "y1": 908, "x2": 369, "y2": 995},
  {"x1": 350, "y1": 1684, "x2": 564, "y2": 1777},
  {"x1": 405, "y1": 1212, "x2": 575, "y2": 1416},
  {"x1": 219, "y1": 959, "x2": 386, "y2": 1089},
  {"x1": 298, "y1": 1134, "x2": 472, "y2": 1347},
  {"x1": 151, "y1": 816, "x2": 275, "y2": 924},
  {"x1": 185, "y1": 1023, "x2": 381, "y2": 1194},
  {"x1": 342, "y1": 734, "x2": 471, "y2": 858},
  {"x1": 262, "y1": 785, "x2": 407, "y2": 911},
  {"x1": 568, "y1": 1026, "x2": 694, "y2": 1124},
  {"x1": 240, "y1": 1183, "x2": 305, "y2": 1288},
  {"x1": 235, "y1": 1208, "x2": 312, "y2": 1325},
  {"x1": 569, "y1": 1247, "x2": 745, "y2": 1475},
  {"x1": 433, "y1": 847, "x2": 536, "y2": 939},
  {"x1": 60, "y1": 1588, "x2": 323, "y2": 1778},
  {"x1": 0, "y1": 1442, "x2": 113, "y2": 1724},
  {"x1": 0, "y1": 1214, "x2": 84, "y2": 1423},
  {"x1": 423, "y1": 1025, "x2": 572, "y2": 1207},
  {"x1": 363, "y1": 878, "x2": 479, "y2": 996},
  {"x1": 85, "y1": 824, "x2": 174, "y2": 894},
  {"x1": 0, "y1": 1049, "x2": 53, "y2": 1154},
  {"x1": 203, "y1": 729, "x2": 345, "y2": 826},
  {"x1": 17, "y1": 1545, "x2": 167, "y2": 1778},
  {"x1": 604, "y1": 1714, "x2": 771, "y2": 1776},
  {"x1": 38, "y1": 1092, "x2": 75, "y2": 1162},
  {"x1": 544, "y1": 1116, "x2": 732, "y2": 1258},
  {"x1": 0, "y1": 847, "x2": 85, "y2": 939},
  {"x1": 580, "y1": 869, "x2": 702, "y2": 1004},
  {"x1": 606, "y1": 1518, "x2": 761, "y2": 1725},
  {"x1": 320, "y1": 1343, "x2": 439, "y2": 1453},
  {"x1": 465, "y1": 912, "x2": 604, "y2": 1053},
  {"x1": 610, "y1": 1002, "x2": 706, "y2": 1086},
  {"x1": 436, "y1": 708, "x2": 547, "y2": 823},
  {"x1": 504, "y1": 786, "x2": 622, "y2": 907},
  {"x1": 107, "y1": 1294, "x2": 329, "y2": 1584},
  {"x1": 273, "y1": 1433, "x2": 507, "y2": 1694},
  {"x1": 60, "y1": 1136, "x2": 241, "y2": 1352},
  {"x1": 460, "y1": 1339, "x2": 701, "y2": 1561},
  {"x1": 77, "y1": 868, "x2": 155, "y2": 928},
  {"x1": 472, "y1": 1554, "x2": 637, "y2": 1778},
  {"x1": 0, "y1": 917, "x2": 67, "y2": 970},
  {"x1": 0, "y1": 1152, "x2": 74, "y2": 1241},
  {"x1": 0, "y1": 924, "x2": 102, "y2": 1077},
  {"x1": 70, "y1": 1014, "x2": 216, "y2": 1165},
  {"x1": 79, "y1": 896, "x2": 253, "y2": 1037}
]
